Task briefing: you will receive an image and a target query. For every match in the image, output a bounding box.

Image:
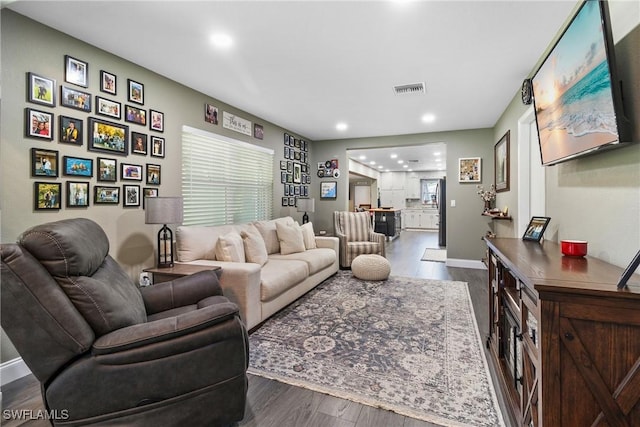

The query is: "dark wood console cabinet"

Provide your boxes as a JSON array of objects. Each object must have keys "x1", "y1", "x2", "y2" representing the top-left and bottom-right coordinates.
[{"x1": 485, "y1": 238, "x2": 640, "y2": 427}]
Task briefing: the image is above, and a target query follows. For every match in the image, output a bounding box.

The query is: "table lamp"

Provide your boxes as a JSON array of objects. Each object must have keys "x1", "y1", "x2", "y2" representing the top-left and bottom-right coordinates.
[
  {"x1": 297, "y1": 197, "x2": 315, "y2": 224},
  {"x1": 145, "y1": 197, "x2": 183, "y2": 268}
]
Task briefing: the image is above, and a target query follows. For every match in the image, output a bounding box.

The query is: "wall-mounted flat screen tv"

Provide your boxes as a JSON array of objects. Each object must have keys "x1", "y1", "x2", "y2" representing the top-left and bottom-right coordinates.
[{"x1": 532, "y1": 0, "x2": 630, "y2": 166}]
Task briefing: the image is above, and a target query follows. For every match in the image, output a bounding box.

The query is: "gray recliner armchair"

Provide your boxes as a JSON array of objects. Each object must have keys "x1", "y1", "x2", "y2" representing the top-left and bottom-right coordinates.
[{"x1": 1, "y1": 218, "x2": 248, "y2": 426}]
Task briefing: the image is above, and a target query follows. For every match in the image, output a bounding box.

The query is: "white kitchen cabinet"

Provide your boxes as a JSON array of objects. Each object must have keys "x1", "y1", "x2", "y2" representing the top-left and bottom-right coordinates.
[
  {"x1": 406, "y1": 176, "x2": 421, "y2": 199},
  {"x1": 390, "y1": 172, "x2": 405, "y2": 190},
  {"x1": 379, "y1": 173, "x2": 393, "y2": 190}
]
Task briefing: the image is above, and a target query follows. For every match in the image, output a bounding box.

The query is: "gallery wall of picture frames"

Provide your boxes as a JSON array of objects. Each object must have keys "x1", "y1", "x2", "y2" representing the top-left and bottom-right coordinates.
[
  {"x1": 281, "y1": 133, "x2": 310, "y2": 207},
  {"x1": 25, "y1": 54, "x2": 167, "y2": 211}
]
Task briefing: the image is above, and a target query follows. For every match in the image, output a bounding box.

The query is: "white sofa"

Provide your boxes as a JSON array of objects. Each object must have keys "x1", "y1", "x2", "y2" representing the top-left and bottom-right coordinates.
[{"x1": 175, "y1": 217, "x2": 339, "y2": 330}]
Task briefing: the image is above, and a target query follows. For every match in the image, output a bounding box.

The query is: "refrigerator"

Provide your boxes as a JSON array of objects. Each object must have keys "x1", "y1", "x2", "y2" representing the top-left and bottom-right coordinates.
[{"x1": 437, "y1": 178, "x2": 446, "y2": 247}]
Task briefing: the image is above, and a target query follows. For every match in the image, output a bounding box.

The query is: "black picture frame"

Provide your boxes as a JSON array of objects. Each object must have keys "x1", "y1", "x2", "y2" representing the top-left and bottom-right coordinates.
[
  {"x1": 146, "y1": 163, "x2": 161, "y2": 185},
  {"x1": 150, "y1": 109, "x2": 164, "y2": 132},
  {"x1": 34, "y1": 182, "x2": 61, "y2": 210},
  {"x1": 66, "y1": 181, "x2": 90, "y2": 208},
  {"x1": 94, "y1": 185, "x2": 119, "y2": 204},
  {"x1": 205, "y1": 103, "x2": 218, "y2": 124},
  {"x1": 127, "y1": 79, "x2": 144, "y2": 105},
  {"x1": 64, "y1": 55, "x2": 88, "y2": 88},
  {"x1": 125, "y1": 105, "x2": 147, "y2": 125},
  {"x1": 25, "y1": 108, "x2": 54, "y2": 140},
  {"x1": 97, "y1": 157, "x2": 117, "y2": 182},
  {"x1": 100, "y1": 70, "x2": 117, "y2": 95},
  {"x1": 31, "y1": 148, "x2": 58, "y2": 177},
  {"x1": 96, "y1": 96, "x2": 122, "y2": 120},
  {"x1": 60, "y1": 86, "x2": 91, "y2": 112},
  {"x1": 150, "y1": 136, "x2": 165, "y2": 158},
  {"x1": 522, "y1": 216, "x2": 551, "y2": 242},
  {"x1": 88, "y1": 117, "x2": 129, "y2": 156},
  {"x1": 121, "y1": 162, "x2": 143, "y2": 181},
  {"x1": 320, "y1": 181, "x2": 337, "y2": 199},
  {"x1": 63, "y1": 155, "x2": 93, "y2": 178},
  {"x1": 59, "y1": 115, "x2": 83, "y2": 145},
  {"x1": 131, "y1": 132, "x2": 148, "y2": 155},
  {"x1": 27, "y1": 72, "x2": 56, "y2": 107},
  {"x1": 123, "y1": 184, "x2": 141, "y2": 207}
]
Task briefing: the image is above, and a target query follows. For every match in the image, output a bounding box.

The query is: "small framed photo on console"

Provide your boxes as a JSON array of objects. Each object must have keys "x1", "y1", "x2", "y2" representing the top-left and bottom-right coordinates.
[{"x1": 522, "y1": 216, "x2": 551, "y2": 242}]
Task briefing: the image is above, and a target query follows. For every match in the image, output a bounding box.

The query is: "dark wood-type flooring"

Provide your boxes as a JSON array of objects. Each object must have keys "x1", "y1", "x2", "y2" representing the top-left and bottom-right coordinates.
[{"x1": 1, "y1": 231, "x2": 511, "y2": 427}]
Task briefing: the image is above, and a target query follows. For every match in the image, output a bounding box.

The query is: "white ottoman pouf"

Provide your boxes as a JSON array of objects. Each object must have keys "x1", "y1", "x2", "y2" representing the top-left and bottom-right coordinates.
[{"x1": 351, "y1": 254, "x2": 391, "y2": 280}]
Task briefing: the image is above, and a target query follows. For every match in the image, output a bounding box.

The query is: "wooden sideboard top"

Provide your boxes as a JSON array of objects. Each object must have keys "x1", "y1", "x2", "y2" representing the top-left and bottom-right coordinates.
[{"x1": 485, "y1": 237, "x2": 640, "y2": 298}]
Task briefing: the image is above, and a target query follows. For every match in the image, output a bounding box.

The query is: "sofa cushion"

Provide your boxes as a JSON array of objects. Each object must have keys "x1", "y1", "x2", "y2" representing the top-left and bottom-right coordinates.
[
  {"x1": 260, "y1": 259, "x2": 309, "y2": 301},
  {"x1": 253, "y1": 217, "x2": 294, "y2": 255},
  {"x1": 215, "y1": 232, "x2": 245, "y2": 262},
  {"x1": 269, "y1": 248, "x2": 335, "y2": 275},
  {"x1": 177, "y1": 224, "x2": 236, "y2": 262},
  {"x1": 276, "y1": 221, "x2": 305, "y2": 255},
  {"x1": 300, "y1": 222, "x2": 317, "y2": 250},
  {"x1": 241, "y1": 225, "x2": 268, "y2": 266}
]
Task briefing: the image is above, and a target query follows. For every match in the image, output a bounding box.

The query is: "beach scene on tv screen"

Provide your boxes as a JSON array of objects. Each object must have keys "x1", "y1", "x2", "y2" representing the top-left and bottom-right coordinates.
[{"x1": 533, "y1": 1, "x2": 619, "y2": 164}]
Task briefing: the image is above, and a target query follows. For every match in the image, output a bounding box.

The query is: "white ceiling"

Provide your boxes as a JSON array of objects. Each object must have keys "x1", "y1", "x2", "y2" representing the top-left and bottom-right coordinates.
[
  {"x1": 348, "y1": 143, "x2": 446, "y2": 173},
  {"x1": 5, "y1": 0, "x2": 578, "y2": 142}
]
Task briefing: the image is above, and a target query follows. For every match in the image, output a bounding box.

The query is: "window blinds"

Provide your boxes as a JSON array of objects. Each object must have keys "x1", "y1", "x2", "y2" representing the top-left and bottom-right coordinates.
[{"x1": 181, "y1": 126, "x2": 273, "y2": 226}]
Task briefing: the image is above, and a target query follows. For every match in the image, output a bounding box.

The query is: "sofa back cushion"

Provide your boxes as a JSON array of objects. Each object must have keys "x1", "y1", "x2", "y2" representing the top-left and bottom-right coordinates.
[
  {"x1": 176, "y1": 224, "x2": 236, "y2": 262},
  {"x1": 253, "y1": 217, "x2": 294, "y2": 254}
]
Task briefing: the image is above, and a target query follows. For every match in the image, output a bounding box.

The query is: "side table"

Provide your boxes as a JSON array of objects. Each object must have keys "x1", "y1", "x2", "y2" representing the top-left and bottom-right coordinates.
[{"x1": 143, "y1": 264, "x2": 221, "y2": 285}]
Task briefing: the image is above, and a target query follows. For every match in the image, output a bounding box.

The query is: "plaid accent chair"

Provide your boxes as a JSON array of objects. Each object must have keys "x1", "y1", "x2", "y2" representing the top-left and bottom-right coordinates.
[{"x1": 333, "y1": 211, "x2": 386, "y2": 268}]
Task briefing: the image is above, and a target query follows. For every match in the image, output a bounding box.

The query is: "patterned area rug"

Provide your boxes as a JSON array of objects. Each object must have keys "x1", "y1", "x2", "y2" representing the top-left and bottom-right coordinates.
[
  {"x1": 421, "y1": 248, "x2": 447, "y2": 262},
  {"x1": 248, "y1": 271, "x2": 504, "y2": 427}
]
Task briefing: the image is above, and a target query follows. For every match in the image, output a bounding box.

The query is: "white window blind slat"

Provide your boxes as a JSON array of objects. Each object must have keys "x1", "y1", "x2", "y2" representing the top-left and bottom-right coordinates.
[{"x1": 182, "y1": 126, "x2": 273, "y2": 226}]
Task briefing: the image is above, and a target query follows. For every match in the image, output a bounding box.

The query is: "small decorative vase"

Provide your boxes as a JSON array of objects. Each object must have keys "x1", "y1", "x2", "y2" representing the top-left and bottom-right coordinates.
[{"x1": 484, "y1": 200, "x2": 492, "y2": 212}]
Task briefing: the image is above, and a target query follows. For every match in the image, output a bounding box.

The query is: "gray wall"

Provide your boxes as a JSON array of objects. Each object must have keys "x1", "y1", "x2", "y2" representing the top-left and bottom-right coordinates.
[
  {"x1": 0, "y1": 10, "x2": 312, "y2": 362},
  {"x1": 313, "y1": 129, "x2": 495, "y2": 261}
]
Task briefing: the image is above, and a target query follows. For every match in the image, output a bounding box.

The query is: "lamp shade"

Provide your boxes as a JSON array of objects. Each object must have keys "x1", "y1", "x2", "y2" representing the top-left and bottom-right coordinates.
[
  {"x1": 296, "y1": 198, "x2": 315, "y2": 213},
  {"x1": 145, "y1": 197, "x2": 184, "y2": 225}
]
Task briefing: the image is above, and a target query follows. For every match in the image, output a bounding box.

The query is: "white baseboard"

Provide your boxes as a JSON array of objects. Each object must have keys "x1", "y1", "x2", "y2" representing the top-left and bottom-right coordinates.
[
  {"x1": 1, "y1": 357, "x2": 31, "y2": 386},
  {"x1": 446, "y1": 258, "x2": 487, "y2": 270}
]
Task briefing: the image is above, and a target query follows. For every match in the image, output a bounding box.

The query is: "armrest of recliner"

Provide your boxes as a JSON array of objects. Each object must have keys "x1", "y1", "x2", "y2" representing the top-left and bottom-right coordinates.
[
  {"x1": 92, "y1": 300, "x2": 239, "y2": 356},
  {"x1": 140, "y1": 270, "x2": 223, "y2": 315}
]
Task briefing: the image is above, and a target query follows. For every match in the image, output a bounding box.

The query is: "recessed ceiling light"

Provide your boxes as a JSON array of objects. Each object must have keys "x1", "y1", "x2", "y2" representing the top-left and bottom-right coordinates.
[
  {"x1": 434, "y1": 152, "x2": 441, "y2": 156},
  {"x1": 359, "y1": 155, "x2": 366, "y2": 160},
  {"x1": 398, "y1": 160, "x2": 404, "y2": 164},
  {"x1": 422, "y1": 113, "x2": 436, "y2": 123},
  {"x1": 369, "y1": 161, "x2": 376, "y2": 165},
  {"x1": 403, "y1": 164, "x2": 408, "y2": 168},
  {"x1": 336, "y1": 122, "x2": 348, "y2": 131},
  {"x1": 408, "y1": 169, "x2": 413, "y2": 172},
  {"x1": 210, "y1": 33, "x2": 233, "y2": 48},
  {"x1": 390, "y1": 154, "x2": 398, "y2": 159},
  {"x1": 385, "y1": 169, "x2": 390, "y2": 172},
  {"x1": 378, "y1": 165, "x2": 383, "y2": 169}
]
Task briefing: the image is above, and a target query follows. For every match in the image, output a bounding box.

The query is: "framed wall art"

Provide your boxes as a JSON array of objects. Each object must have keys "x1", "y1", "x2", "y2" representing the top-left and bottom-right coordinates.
[
  {"x1": 60, "y1": 86, "x2": 91, "y2": 112},
  {"x1": 64, "y1": 55, "x2": 88, "y2": 87},
  {"x1": 26, "y1": 108, "x2": 53, "y2": 140},
  {"x1": 27, "y1": 72, "x2": 56, "y2": 107},
  {"x1": 125, "y1": 105, "x2": 147, "y2": 125},
  {"x1": 88, "y1": 117, "x2": 128, "y2": 156},
  {"x1": 63, "y1": 155, "x2": 93, "y2": 178},
  {"x1": 100, "y1": 70, "x2": 117, "y2": 95},
  {"x1": 522, "y1": 216, "x2": 551, "y2": 242},
  {"x1": 150, "y1": 109, "x2": 164, "y2": 132},
  {"x1": 34, "y1": 182, "x2": 61, "y2": 210},
  {"x1": 96, "y1": 96, "x2": 121, "y2": 120},
  {"x1": 143, "y1": 187, "x2": 158, "y2": 209},
  {"x1": 494, "y1": 130, "x2": 510, "y2": 192},
  {"x1": 131, "y1": 132, "x2": 148, "y2": 155},
  {"x1": 254, "y1": 123, "x2": 264, "y2": 140},
  {"x1": 320, "y1": 181, "x2": 337, "y2": 199},
  {"x1": 150, "y1": 136, "x2": 165, "y2": 158},
  {"x1": 123, "y1": 184, "x2": 141, "y2": 207},
  {"x1": 97, "y1": 157, "x2": 117, "y2": 182},
  {"x1": 205, "y1": 104, "x2": 218, "y2": 124},
  {"x1": 94, "y1": 185, "x2": 119, "y2": 204},
  {"x1": 146, "y1": 164, "x2": 161, "y2": 185},
  {"x1": 59, "y1": 116, "x2": 82, "y2": 145},
  {"x1": 66, "y1": 181, "x2": 90, "y2": 208},
  {"x1": 458, "y1": 157, "x2": 481, "y2": 182},
  {"x1": 127, "y1": 79, "x2": 144, "y2": 105},
  {"x1": 31, "y1": 148, "x2": 58, "y2": 177},
  {"x1": 121, "y1": 162, "x2": 143, "y2": 181}
]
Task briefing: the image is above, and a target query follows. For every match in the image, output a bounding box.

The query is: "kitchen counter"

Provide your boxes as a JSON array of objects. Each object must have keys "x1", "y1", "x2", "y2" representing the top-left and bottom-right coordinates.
[{"x1": 369, "y1": 208, "x2": 402, "y2": 212}]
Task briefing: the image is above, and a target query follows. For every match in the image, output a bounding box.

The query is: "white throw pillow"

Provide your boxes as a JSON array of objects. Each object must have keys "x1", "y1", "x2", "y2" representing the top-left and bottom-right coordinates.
[
  {"x1": 276, "y1": 221, "x2": 306, "y2": 255},
  {"x1": 215, "y1": 232, "x2": 245, "y2": 262},
  {"x1": 241, "y1": 225, "x2": 268, "y2": 266},
  {"x1": 300, "y1": 222, "x2": 317, "y2": 250}
]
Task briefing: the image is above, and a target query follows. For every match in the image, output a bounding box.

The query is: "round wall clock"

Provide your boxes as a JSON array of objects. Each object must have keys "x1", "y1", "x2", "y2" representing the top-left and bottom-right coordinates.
[{"x1": 521, "y1": 79, "x2": 533, "y2": 105}]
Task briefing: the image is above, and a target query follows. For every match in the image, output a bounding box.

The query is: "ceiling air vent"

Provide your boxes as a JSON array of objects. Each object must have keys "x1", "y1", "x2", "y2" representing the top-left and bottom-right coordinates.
[{"x1": 393, "y1": 82, "x2": 425, "y2": 96}]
